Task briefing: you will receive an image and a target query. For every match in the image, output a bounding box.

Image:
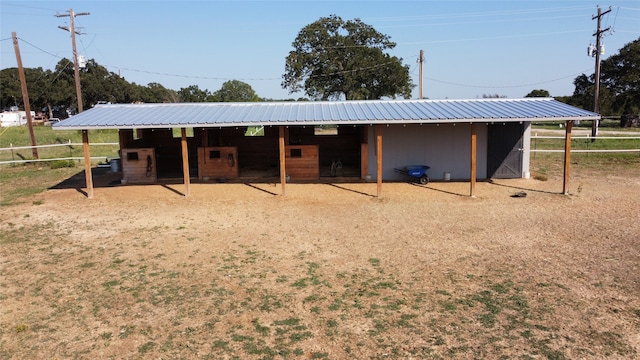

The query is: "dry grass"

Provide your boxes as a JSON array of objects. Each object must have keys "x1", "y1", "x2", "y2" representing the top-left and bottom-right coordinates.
[{"x1": 1, "y1": 155, "x2": 639, "y2": 359}]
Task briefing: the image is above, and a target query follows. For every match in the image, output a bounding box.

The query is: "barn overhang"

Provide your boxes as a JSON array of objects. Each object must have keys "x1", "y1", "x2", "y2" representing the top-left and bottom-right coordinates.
[
  {"x1": 53, "y1": 99, "x2": 599, "y2": 198},
  {"x1": 53, "y1": 98, "x2": 599, "y2": 131}
]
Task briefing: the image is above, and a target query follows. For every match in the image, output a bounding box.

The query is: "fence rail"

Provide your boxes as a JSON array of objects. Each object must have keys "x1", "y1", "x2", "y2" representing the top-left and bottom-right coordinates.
[
  {"x1": 0, "y1": 142, "x2": 119, "y2": 166},
  {"x1": 2, "y1": 136, "x2": 639, "y2": 166},
  {"x1": 532, "y1": 136, "x2": 640, "y2": 140},
  {"x1": 532, "y1": 149, "x2": 640, "y2": 153},
  {"x1": 530, "y1": 135, "x2": 640, "y2": 154}
]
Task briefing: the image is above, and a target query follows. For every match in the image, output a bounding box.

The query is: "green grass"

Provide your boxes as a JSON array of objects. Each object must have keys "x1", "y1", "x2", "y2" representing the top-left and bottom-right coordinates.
[
  {"x1": 0, "y1": 128, "x2": 122, "y2": 205},
  {"x1": 0, "y1": 126, "x2": 118, "y2": 147},
  {"x1": 0, "y1": 165, "x2": 80, "y2": 206},
  {"x1": 0, "y1": 126, "x2": 119, "y2": 162},
  {"x1": 531, "y1": 133, "x2": 640, "y2": 152},
  {"x1": 531, "y1": 152, "x2": 640, "y2": 180}
]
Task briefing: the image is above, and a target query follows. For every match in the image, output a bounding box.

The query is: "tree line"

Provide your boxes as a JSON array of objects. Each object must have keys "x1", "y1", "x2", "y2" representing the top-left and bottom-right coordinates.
[{"x1": 0, "y1": 58, "x2": 268, "y2": 118}]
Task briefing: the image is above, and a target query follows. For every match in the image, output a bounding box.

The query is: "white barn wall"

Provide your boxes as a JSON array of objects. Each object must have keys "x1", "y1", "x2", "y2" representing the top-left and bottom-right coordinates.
[
  {"x1": 522, "y1": 121, "x2": 532, "y2": 178},
  {"x1": 367, "y1": 124, "x2": 488, "y2": 181}
]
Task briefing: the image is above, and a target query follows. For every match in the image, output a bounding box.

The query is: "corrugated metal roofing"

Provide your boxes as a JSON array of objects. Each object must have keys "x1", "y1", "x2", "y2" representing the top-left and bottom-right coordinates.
[{"x1": 53, "y1": 98, "x2": 599, "y2": 130}]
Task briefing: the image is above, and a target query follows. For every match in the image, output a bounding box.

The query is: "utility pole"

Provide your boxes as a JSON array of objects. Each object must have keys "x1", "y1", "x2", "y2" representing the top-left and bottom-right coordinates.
[
  {"x1": 590, "y1": 6, "x2": 611, "y2": 138},
  {"x1": 57, "y1": 9, "x2": 92, "y2": 199},
  {"x1": 11, "y1": 32, "x2": 38, "y2": 159},
  {"x1": 418, "y1": 49, "x2": 424, "y2": 99},
  {"x1": 56, "y1": 8, "x2": 90, "y2": 113}
]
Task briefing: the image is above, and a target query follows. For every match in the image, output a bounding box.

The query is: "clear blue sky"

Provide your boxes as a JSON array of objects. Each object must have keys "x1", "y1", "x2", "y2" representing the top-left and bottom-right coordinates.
[{"x1": 1, "y1": 0, "x2": 639, "y2": 101}]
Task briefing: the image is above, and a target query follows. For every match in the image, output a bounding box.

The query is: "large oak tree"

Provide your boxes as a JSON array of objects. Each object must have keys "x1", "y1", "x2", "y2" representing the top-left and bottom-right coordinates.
[{"x1": 282, "y1": 15, "x2": 413, "y2": 101}]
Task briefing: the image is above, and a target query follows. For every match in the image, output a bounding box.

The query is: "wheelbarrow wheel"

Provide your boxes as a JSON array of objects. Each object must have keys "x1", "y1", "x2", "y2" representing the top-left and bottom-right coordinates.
[{"x1": 419, "y1": 175, "x2": 429, "y2": 185}]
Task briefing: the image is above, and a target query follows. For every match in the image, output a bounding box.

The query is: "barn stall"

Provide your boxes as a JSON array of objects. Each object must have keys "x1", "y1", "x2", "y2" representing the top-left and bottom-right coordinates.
[{"x1": 54, "y1": 98, "x2": 599, "y2": 198}]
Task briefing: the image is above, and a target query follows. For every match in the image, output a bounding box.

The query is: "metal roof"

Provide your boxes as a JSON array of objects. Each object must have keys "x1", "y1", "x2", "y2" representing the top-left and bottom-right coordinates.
[{"x1": 53, "y1": 98, "x2": 599, "y2": 130}]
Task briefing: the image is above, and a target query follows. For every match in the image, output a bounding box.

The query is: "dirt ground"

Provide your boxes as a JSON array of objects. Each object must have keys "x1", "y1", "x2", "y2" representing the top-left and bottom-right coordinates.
[{"x1": 1, "y1": 158, "x2": 639, "y2": 359}]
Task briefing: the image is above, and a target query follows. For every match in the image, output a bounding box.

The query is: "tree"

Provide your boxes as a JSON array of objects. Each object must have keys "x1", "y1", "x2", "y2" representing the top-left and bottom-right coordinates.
[
  {"x1": 144, "y1": 82, "x2": 178, "y2": 103},
  {"x1": 0, "y1": 68, "x2": 26, "y2": 110},
  {"x1": 51, "y1": 59, "x2": 78, "y2": 114},
  {"x1": 0, "y1": 58, "x2": 184, "y2": 112},
  {"x1": 81, "y1": 59, "x2": 132, "y2": 107},
  {"x1": 178, "y1": 85, "x2": 211, "y2": 102},
  {"x1": 600, "y1": 37, "x2": 640, "y2": 115},
  {"x1": 211, "y1": 80, "x2": 260, "y2": 102},
  {"x1": 282, "y1": 15, "x2": 413, "y2": 100},
  {"x1": 0, "y1": 61, "x2": 76, "y2": 117},
  {"x1": 570, "y1": 37, "x2": 639, "y2": 115},
  {"x1": 525, "y1": 89, "x2": 550, "y2": 97}
]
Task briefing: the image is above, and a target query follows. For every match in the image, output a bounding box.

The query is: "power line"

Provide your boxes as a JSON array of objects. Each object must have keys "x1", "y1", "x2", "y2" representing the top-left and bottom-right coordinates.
[
  {"x1": 3, "y1": 37, "x2": 74, "y2": 108},
  {"x1": 107, "y1": 66, "x2": 282, "y2": 82},
  {"x1": 424, "y1": 68, "x2": 592, "y2": 90},
  {"x1": 1, "y1": 2, "x2": 59, "y2": 12},
  {"x1": 375, "y1": 14, "x2": 587, "y2": 30},
  {"x1": 14, "y1": 34, "x2": 593, "y2": 92},
  {"x1": 365, "y1": 5, "x2": 595, "y2": 22},
  {"x1": 11, "y1": 37, "x2": 63, "y2": 59},
  {"x1": 397, "y1": 29, "x2": 588, "y2": 46}
]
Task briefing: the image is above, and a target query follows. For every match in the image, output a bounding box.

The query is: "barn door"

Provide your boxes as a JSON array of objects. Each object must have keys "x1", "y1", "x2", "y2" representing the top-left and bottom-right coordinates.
[{"x1": 487, "y1": 123, "x2": 523, "y2": 179}]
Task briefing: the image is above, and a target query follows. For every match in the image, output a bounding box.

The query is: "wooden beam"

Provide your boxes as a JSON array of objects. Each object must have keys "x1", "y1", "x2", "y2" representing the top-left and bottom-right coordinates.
[
  {"x1": 82, "y1": 130, "x2": 93, "y2": 199},
  {"x1": 376, "y1": 125, "x2": 383, "y2": 198},
  {"x1": 360, "y1": 143, "x2": 368, "y2": 179},
  {"x1": 279, "y1": 126, "x2": 286, "y2": 196},
  {"x1": 181, "y1": 128, "x2": 190, "y2": 197},
  {"x1": 470, "y1": 123, "x2": 477, "y2": 197},
  {"x1": 562, "y1": 120, "x2": 573, "y2": 195}
]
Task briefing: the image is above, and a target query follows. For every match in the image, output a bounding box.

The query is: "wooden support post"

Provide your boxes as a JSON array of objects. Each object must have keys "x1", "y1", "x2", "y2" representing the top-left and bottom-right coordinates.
[
  {"x1": 470, "y1": 123, "x2": 477, "y2": 197},
  {"x1": 82, "y1": 130, "x2": 93, "y2": 199},
  {"x1": 376, "y1": 125, "x2": 383, "y2": 198},
  {"x1": 279, "y1": 126, "x2": 286, "y2": 196},
  {"x1": 360, "y1": 143, "x2": 368, "y2": 179},
  {"x1": 562, "y1": 120, "x2": 573, "y2": 195},
  {"x1": 181, "y1": 128, "x2": 190, "y2": 197}
]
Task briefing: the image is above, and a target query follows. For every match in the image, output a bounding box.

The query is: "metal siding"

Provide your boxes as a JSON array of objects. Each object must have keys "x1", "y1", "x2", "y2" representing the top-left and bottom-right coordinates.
[{"x1": 367, "y1": 124, "x2": 488, "y2": 181}]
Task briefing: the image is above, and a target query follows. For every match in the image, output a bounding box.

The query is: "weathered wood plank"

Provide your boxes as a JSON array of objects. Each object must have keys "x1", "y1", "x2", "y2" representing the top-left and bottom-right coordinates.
[
  {"x1": 285, "y1": 145, "x2": 319, "y2": 180},
  {"x1": 197, "y1": 147, "x2": 239, "y2": 180},
  {"x1": 122, "y1": 148, "x2": 156, "y2": 183}
]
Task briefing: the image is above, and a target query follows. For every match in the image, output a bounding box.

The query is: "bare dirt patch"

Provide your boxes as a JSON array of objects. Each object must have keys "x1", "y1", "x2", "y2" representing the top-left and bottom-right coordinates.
[{"x1": 1, "y1": 157, "x2": 639, "y2": 359}]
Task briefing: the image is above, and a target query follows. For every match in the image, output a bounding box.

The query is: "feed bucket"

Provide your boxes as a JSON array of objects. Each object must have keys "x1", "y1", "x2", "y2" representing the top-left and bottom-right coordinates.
[{"x1": 110, "y1": 159, "x2": 121, "y2": 173}]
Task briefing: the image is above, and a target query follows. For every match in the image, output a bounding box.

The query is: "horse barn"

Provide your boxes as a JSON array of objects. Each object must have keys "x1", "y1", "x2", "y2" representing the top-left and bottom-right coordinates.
[{"x1": 53, "y1": 98, "x2": 599, "y2": 198}]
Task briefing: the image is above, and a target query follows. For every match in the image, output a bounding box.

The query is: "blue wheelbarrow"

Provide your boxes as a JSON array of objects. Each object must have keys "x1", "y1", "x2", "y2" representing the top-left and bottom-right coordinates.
[{"x1": 394, "y1": 165, "x2": 430, "y2": 184}]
